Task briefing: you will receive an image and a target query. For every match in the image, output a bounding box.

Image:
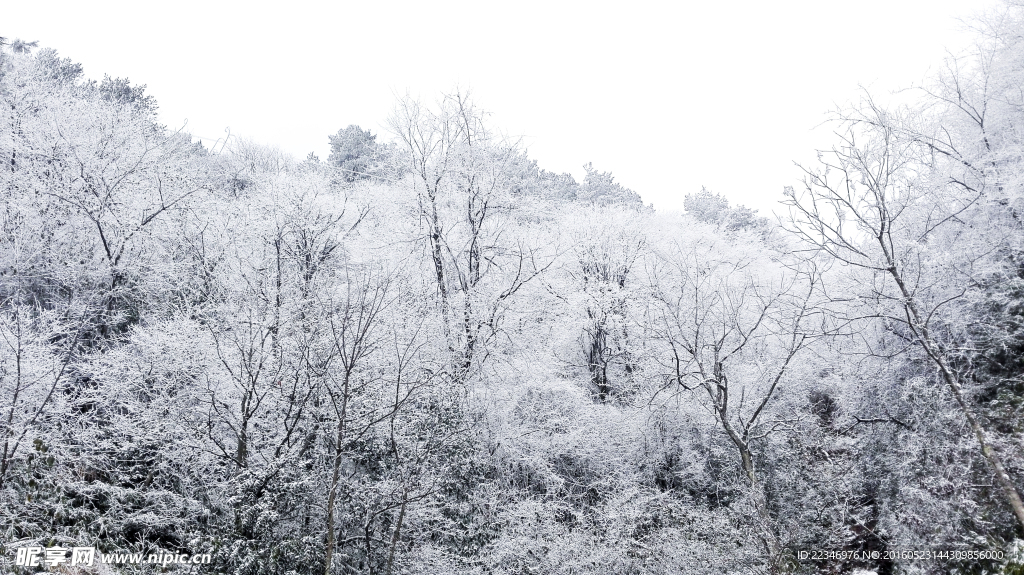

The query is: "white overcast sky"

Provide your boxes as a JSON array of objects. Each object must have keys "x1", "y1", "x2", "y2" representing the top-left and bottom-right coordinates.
[{"x1": 6, "y1": 0, "x2": 1000, "y2": 214}]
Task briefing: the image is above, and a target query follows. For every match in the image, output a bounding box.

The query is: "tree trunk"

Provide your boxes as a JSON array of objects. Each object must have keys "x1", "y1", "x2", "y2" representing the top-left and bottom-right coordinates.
[
  {"x1": 324, "y1": 422, "x2": 345, "y2": 575},
  {"x1": 884, "y1": 257, "x2": 1024, "y2": 531},
  {"x1": 385, "y1": 489, "x2": 409, "y2": 574}
]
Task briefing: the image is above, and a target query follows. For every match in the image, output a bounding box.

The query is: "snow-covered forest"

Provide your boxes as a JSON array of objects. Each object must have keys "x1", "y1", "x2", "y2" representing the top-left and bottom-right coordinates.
[{"x1": 5, "y1": 5, "x2": 1024, "y2": 574}]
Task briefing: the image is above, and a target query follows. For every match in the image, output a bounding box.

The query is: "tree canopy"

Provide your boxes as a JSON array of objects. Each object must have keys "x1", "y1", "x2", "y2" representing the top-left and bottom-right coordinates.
[{"x1": 5, "y1": 8, "x2": 1024, "y2": 573}]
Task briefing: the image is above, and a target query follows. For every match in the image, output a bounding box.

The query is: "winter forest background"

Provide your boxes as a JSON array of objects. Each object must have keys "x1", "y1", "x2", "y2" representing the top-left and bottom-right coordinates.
[{"x1": 6, "y1": 4, "x2": 1024, "y2": 575}]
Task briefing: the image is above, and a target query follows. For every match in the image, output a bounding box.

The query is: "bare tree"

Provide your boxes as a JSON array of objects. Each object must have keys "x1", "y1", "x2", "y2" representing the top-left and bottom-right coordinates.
[
  {"x1": 565, "y1": 208, "x2": 646, "y2": 402},
  {"x1": 651, "y1": 239, "x2": 821, "y2": 486},
  {"x1": 783, "y1": 102, "x2": 1024, "y2": 530},
  {"x1": 387, "y1": 91, "x2": 551, "y2": 385},
  {"x1": 0, "y1": 304, "x2": 82, "y2": 489},
  {"x1": 649, "y1": 232, "x2": 827, "y2": 569},
  {"x1": 321, "y1": 268, "x2": 394, "y2": 575}
]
